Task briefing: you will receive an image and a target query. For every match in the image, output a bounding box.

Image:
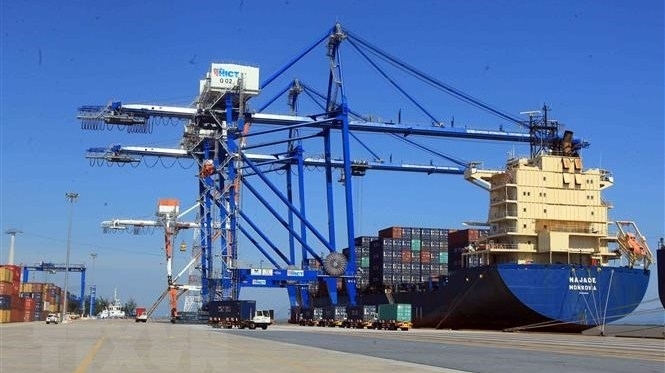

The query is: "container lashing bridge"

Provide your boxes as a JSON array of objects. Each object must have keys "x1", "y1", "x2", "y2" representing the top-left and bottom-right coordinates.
[{"x1": 77, "y1": 23, "x2": 589, "y2": 316}]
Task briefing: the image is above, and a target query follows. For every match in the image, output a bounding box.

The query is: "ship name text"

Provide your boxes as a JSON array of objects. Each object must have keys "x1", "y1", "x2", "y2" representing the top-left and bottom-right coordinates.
[{"x1": 569, "y1": 276, "x2": 597, "y2": 291}]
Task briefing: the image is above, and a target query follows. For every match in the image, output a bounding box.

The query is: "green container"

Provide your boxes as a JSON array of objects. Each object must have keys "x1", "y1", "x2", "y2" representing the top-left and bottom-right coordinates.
[
  {"x1": 361, "y1": 256, "x2": 369, "y2": 268},
  {"x1": 378, "y1": 303, "x2": 412, "y2": 322},
  {"x1": 411, "y1": 239, "x2": 421, "y2": 251},
  {"x1": 439, "y1": 252, "x2": 448, "y2": 264}
]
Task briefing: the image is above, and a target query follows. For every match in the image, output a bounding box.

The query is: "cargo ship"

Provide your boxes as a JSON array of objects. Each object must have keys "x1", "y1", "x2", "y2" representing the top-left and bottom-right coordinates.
[
  {"x1": 658, "y1": 238, "x2": 665, "y2": 309},
  {"x1": 315, "y1": 129, "x2": 655, "y2": 333}
]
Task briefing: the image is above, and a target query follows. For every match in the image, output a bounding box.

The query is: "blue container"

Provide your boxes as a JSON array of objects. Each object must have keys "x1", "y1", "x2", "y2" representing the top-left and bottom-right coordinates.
[{"x1": 0, "y1": 295, "x2": 11, "y2": 310}]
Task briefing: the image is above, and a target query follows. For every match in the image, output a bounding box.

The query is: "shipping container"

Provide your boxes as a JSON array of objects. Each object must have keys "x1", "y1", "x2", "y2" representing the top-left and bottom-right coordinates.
[
  {"x1": 0, "y1": 282, "x2": 19, "y2": 297},
  {"x1": 0, "y1": 310, "x2": 10, "y2": 323},
  {"x1": 208, "y1": 300, "x2": 256, "y2": 320},
  {"x1": 378, "y1": 303, "x2": 412, "y2": 322},
  {"x1": 0, "y1": 265, "x2": 21, "y2": 284},
  {"x1": 0, "y1": 294, "x2": 11, "y2": 310}
]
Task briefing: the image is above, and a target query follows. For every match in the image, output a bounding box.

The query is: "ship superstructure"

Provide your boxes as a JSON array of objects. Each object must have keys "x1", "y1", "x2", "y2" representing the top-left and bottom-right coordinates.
[{"x1": 466, "y1": 150, "x2": 628, "y2": 269}]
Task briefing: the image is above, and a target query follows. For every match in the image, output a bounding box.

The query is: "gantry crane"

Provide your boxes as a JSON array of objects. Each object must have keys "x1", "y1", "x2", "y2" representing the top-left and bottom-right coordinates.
[
  {"x1": 22, "y1": 262, "x2": 86, "y2": 309},
  {"x1": 77, "y1": 23, "x2": 588, "y2": 313},
  {"x1": 101, "y1": 199, "x2": 201, "y2": 321}
]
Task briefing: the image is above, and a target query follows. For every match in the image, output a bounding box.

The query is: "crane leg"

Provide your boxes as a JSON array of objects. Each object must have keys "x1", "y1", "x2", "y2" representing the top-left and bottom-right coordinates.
[{"x1": 169, "y1": 288, "x2": 178, "y2": 323}]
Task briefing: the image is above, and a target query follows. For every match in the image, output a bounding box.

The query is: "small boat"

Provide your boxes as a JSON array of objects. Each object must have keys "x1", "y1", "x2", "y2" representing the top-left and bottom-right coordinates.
[{"x1": 98, "y1": 288, "x2": 126, "y2": 319}]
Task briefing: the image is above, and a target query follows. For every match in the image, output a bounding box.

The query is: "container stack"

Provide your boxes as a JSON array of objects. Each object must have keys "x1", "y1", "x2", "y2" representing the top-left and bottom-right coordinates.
[
  {"x1": 447, "y1": 229, "x2": 490, "y2": 271},
  {"x1": 0, "y1": 265, "x2": 22, "y2": 323},
  {"x1": 369, "y1": 226, "x2": 453, "y2": 288},
  {"x1": 342, "y1": 236, "x2": 377, "y2": 290},
  {"x1": 20, "y1": 282, "x2": 62, "y2": 321}
]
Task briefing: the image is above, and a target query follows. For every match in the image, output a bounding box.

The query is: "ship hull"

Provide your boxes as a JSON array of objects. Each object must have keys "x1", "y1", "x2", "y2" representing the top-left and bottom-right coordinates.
[
  {"x1": 658, "y1": 249, "x2": 665, "y2": 309},
  {"x1": 354, "y1": 264, "x2": 650, "y2": 332}
]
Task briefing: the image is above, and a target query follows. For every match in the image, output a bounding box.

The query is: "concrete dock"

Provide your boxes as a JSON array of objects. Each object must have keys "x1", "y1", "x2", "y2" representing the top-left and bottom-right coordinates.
[{"x1": 1, "y1": 320, "x2": 663, "y2": 373}]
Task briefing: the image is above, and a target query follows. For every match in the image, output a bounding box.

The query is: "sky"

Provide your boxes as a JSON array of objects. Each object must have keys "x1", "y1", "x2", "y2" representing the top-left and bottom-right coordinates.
[{"x1": 1, "y1": 0, "x2": 663, "y2": 323}]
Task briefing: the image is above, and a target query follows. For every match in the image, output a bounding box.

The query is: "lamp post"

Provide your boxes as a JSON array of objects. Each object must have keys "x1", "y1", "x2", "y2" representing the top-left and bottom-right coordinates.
[
  {"x1": 62, "y1": 192, "x2": 79, "y2": 323},
  {"x1": 4, "y1": 228, "x2": 22, "y2": 265},
  {"x1": 89, "y1": 253, "x2": 97, "y2": 317}
]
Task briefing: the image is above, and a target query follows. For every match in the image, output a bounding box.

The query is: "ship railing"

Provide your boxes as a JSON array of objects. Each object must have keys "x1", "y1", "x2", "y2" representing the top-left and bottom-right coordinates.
[
  {"x1": 548, "y1": 225, "x2": 608, "y2": 235},
  {"x1": 465, "y1": 243, "x2": 525, "y2": 252},
  {"x1": 482, "y1": 243, "x2": 521, "y2": 251}
]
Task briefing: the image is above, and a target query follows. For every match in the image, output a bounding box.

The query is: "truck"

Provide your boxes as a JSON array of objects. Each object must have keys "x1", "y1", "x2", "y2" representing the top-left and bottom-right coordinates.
[
  {"x1": 135, "y1": 307, "x2": 148, "y2": 322},
  {"x1": 342, "y1": 305, "x2": 377, "y2": 328},
  {"x1": 299, "y1": 307, "x2": 323, "y2": 326},
  {"x1": 321, "y1": 305, "x2": 347, "y2": 327},
  {"x1": 371, "y1": 303, "x2": 412, "y2": 330},
  {"x1": 207, "y1": 300, "x2": 271, "y2": 330}
]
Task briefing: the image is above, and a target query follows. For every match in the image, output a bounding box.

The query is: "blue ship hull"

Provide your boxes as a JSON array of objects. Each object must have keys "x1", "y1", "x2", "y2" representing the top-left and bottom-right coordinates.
[
  {"x1": 658, "y1": 248, "x2": 665, "y2": 309},
  {"x1": 356, "y1": 264, "x2": 650, "y2": 332}
]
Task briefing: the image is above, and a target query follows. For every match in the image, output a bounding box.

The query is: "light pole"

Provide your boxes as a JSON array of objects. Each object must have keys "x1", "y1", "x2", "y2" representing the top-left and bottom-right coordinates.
[
  {"x1": 62, "y1": 192, "x2": 79, "y2": 323},
  {"x1": 4, "y1": 229, "x2": 22, "y2": 265},
  {"x1": 89, "y1": 253, "x2": 97, "y2": 317}
]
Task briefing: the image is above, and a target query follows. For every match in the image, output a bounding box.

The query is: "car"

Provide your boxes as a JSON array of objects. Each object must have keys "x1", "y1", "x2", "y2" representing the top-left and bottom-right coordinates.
[{"x1": 46, "y1": 313, "x2": 59, "y2": 324}]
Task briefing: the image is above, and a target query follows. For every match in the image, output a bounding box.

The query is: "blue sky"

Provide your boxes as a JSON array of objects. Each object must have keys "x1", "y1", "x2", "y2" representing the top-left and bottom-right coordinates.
[{"x1": 1, "y1": 1, "x2": 663, "y2": 322}]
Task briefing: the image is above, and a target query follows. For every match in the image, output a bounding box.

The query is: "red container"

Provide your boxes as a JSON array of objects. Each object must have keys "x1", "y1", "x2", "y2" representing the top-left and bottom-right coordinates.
[
  {"x1": 10, "y1": 308, "x2": 24, "y2": 322},
  {"x1": 0, "y1": 282, "x2": 19, "y2": 297},
  {"x1": 379, "y1": 226, "x2": 402, "y2": 239},
  {"x1": 23, "y1": 297, "x2": 35, "y2": 312},
  {"x1": 401, "y1": 250, "x2": 412, "y2": 262}
]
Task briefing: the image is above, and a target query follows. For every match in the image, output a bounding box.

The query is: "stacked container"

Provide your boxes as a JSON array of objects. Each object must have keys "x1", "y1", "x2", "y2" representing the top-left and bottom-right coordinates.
[
  {"x1": 20, "y1": 282, "x2": 62, "y2": 321},
  {"x1": 369, "y1": 227, "x2": 454, "y2": 288},
  {"x1": 0, "y1": 265, "x2": 22, "y2": 323},
  {"x1": 342, "y1": 236, "x2": 377, "y2": 290},
  {"x1": 447, "y1": 229, "x2": 489, "y2": 271}
]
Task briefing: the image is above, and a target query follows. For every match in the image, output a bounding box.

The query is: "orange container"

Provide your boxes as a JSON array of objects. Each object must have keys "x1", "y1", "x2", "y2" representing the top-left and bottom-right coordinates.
[
  {"x1": 379, "y1": 226, "x2": 402, "y2": 239},
  {"x1": 420, "y1": 250, "x2": 431, "y2": 263},
  {"x1": 0, "y1": 310, "x2": 10, "y2": 323},
  {"x1": 0, "y1": 282, "x2": 19, "y2": 297},
  {"x1": 0, "y1": 265, "x2": 21, "y2": 284}
]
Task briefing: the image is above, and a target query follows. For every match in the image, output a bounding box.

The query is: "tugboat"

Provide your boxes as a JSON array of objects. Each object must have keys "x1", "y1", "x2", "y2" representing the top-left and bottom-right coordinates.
[{"x1": 98, "y1": 288, "x2": 126, "y2": 319}]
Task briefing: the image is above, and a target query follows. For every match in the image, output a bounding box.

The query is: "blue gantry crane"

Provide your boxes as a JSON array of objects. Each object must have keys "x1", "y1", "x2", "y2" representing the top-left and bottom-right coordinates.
[
  {"x1": 22, "y1": 262, "x2": 86, "y2": 310},
  {"x1": 76, "y1": 23, "x2": 588, "y2": 318}
]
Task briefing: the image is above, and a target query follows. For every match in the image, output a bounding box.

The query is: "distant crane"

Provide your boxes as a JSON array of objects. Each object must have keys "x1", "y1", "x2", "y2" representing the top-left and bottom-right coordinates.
[
  {"x1": 22, "y1": 262, "x2": 86, "y2": 308},
  {"x1": 101, "y1": 199, "x2": 200, "y2": 322}
]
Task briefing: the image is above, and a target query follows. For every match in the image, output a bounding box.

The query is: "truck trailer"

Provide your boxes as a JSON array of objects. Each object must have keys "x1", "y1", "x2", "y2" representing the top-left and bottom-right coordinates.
[{"x1": 208, "y1": 300, "x2": 271, "y2": 330}]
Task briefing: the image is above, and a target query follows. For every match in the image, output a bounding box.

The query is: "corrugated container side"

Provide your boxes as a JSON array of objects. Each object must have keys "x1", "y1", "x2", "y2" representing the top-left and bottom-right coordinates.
[
  {"x1": 321, "y1": 306, "x2": 336, "y2": 320},
  {"x1": 10, "y1": 308, "x2": 24, "y2": 322},
  {"x1": 378, "y1": 303, "x2": 412, "y2": 322},
  {"x1": 346, "y1": 305, "x2": 364, "y2": 320},
  {"x1": 0, "y1": 265, "x2": 21, "y2": 284},
  {"x1": 0, "y1": 310, "x2": 10, "y2": 323},
  {"x1": 378, "y1": 226, "x2": 402, "y2": 239},
  {"x1": 301, "y1": 308, "x2": 315, "y2": 320},
  {"x1": 0, "y1": 282, "x2": 19, "y2": 297}
]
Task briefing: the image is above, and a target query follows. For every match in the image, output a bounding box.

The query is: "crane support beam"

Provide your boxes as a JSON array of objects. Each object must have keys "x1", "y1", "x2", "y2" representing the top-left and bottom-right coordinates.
[
  {"x1": 247, "y1": 113, "x2": 532, "y2": 142},
  {"x1": 87, "y1": 146, "x2": 466, "y2": 174},
  {"x1": 235, "y1": 268, "x2": 322, "y2": 287}
]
